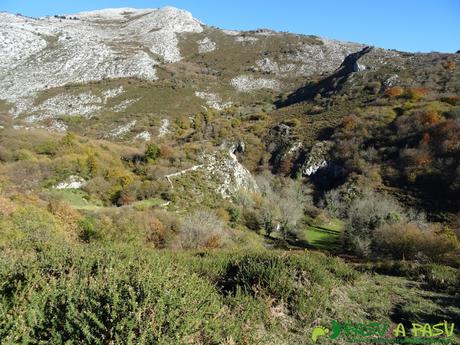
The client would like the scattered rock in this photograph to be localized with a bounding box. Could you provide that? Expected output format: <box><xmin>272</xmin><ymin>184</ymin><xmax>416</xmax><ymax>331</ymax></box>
<box><xmin>235</xmin><ymin>36</ymin><xmax>258</xmax><ymax>43</ymax></box>
<box><xmin>107</xmin><ymin>120</ymin><xmax>136</xmax><ymax>138</ymax></box>
<box><xmin>231</xmin><ymin>75</ymin><xmax>280</xmax><ymax>92</ymax></box>
<box><xmin>134</xmin><ymin>131</ymin><xmax>151</xmax><ymax>141</ymax></box>
<box><xmin>383</xmin><ymin>74</ymin><xmax>399</xmax><ymax>88</ymax></box>
<box><xmin>197</xmin><ymin>37</ymin><xmax>216</xmax><ymax>53</ymax></box>
<box><xmin>158</xmin><ymin>119</ymin><xmax>170</xmax><ymax>137</ymax></box>
<box><xmin>112</xmin><ymin>98</ymin><xmax>139</xmax><ymax>113</ymax></box>
<box><xmin>195</xmin><ymin>91</ymin><xmax>232</xmax><ymax>110</ymax></box>
<box><xmin>55</xmin><ymin>175</ymin><xmax>86</xmax><ymax>189</ymax></box>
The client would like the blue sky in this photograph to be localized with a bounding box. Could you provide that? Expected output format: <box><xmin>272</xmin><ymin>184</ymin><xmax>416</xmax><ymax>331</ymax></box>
<box><xmin>2</xmin><ymin>0</ymin><xmax>459</xmax><ymax>53</ymax></box>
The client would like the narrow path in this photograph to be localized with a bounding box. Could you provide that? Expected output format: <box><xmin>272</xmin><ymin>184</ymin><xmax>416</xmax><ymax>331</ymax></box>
<box><xmin>165</xmin><ymin>164</ymin><xmax>204</xmax><ymax>189</ymax></box>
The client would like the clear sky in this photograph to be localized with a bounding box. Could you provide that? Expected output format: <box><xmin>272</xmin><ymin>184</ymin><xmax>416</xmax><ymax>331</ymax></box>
<box><xmin>2</xmin><ymin>0</ymin><xmax>459</xmax><ymax>53</ymax></box>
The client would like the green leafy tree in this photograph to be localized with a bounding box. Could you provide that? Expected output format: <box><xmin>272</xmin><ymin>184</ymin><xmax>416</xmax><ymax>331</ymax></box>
<box><xmin>145</xmin><ymin>143</ymin><xmax>160</xmax><ymax>163</ymax></box>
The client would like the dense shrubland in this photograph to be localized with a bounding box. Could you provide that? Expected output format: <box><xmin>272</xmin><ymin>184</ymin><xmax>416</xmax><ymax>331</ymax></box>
<box><xmin>0</xmin><ymin>233</ymin><xmax>365</xmax><ymax>344</ymax></box>
<box><xmin>1</xmin><ymin>90</ymin><xmax>459</xmax><ymax>258</ymax></box>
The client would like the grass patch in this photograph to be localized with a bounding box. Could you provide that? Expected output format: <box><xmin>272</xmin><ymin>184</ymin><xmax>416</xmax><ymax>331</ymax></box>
<box><xmin>46</xmin><ymin>189</ymin><xmax>103</xmax><ymax>211</ymax></box>
<box><xmin>304</xmin><ymin>219</ymin><xmax>343</xmax><ymax>250</ymax></box>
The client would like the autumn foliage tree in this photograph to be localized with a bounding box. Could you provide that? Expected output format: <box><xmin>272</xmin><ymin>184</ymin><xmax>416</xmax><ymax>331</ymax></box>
<box><xmin>384</xmin><ymin>86</ymin><xmax>404</xmax><ymax>98</ymax></box>
<box><xmin>443</xmin><ymin>61</ymin><xmax>456</xmax><ymax>71</ymax></box>
<box><xmin>422</xmin><ymin>110</ymin><xmax>441</xmax><ymax>126</ymax></box>
<box><xmin>407</xmin><ymin>87</ymin><xmax>429</xmax><ymax>101</ymax></box>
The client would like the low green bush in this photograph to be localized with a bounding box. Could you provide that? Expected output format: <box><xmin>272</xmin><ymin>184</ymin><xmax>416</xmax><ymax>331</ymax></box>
<box><xmin>0</xmin><ymin>245</ymin><xmax>360</xmax><ymax>344</ymax></box>
<box><xmin>0</xmin><ymin>245</ymin><xmax>235</xmax><ymax>344</ymax></box>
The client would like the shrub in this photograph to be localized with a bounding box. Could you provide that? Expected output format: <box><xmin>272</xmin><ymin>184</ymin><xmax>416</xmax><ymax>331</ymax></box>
<box><xmin>219</xmin><ymin>252</ymin><xmax>357</xmax><ymax>319</ymax></box>
<box><xmin>153</xmin><ymin>209</ymin><xmax>181</xmax><ymax>234</ymax></box>
<box><xmin>227</xmin><ymin>204</ymin><xmax>241</xmax><ymax>226</ymax></box>
<box><xmin>78</xmin><ymin>217</ymin><xmax>101</xmax><ymax>242</ymax></box>
<box><xmin>441</xmin><ymin>96</ymin><xmax>460</xmax><ymax>106</ymax></box>
<box><xmin>1</xmin><ymin>205</ymin><xmax>64</xmax><ymax>246</ymax></box>
<box><xmin>375</xmin><ymin>222</ymin><xmax>459</xmax><ymax>261</ymax></box>
<box><xmin>442</xmin><ymin>61</ymin><xmax>456</xmax><ymax>71</ymax></box>
<box><xmin>323</xmin><ymin>188</ymin><xmax>348</xmax><ymax>218</ymax></box>
<box><xmin>343</xmin><ymin>189</ymin><xmax>404</xmax><ymax>257</ymax></box>
<box><xmin>145</xmin><ymin>143</ymin><xmax>160</xmax><ymax>163</ymax></box>
<box><xmin>115</xmin><ymin>189</ymin><xmax>136</xmax><ymax>206</ymax></box>
<box><xmin>178</xmin><ymin>210</ymin><xmax>226</xmax><ymax>249</ymax></box>
<box><xmin>60</xmin><ymin>132</ymin><xmax>77</xmax><ymax>146</ymax></box>
<box><xmin>85</xmin><ymin>152</ymin><xmax>100</xmax><ymax>176</ymax></box>
<box><xmin>445</xmin><ymin>107</ymin><xmax>460</xmax><ymax>121</ymax></box>
<box><xmin>159</xmin><ymin>144</ymin><xmax>175</xmax><ymax>159</ymax></box>
<box><xmin>145</xmin><ymin>217</ymin><xmax>167</xmax><ymax>247</ymax></box>
<box><xmin>243</xmin><ymin>208</ymin><xmax>262</xmax><ymax>232</ymax></box>
<box><xmin>35</xmin><ymin>140</ymin><xmax>59</xmax><ymax>155</ymax></box>
<box><xmin>365</xmin><ymin>81</ymin><xmax>381</xmax><ymax>94</ymax></box>
<box><xmin>14</xmin><ymin>149</ymin><xmax>36</xmax><ymax>161</ymax></box>
<box><xmin>0</xmin><ymin>245</ymin><xmax>228</xmax><ymax>344</ymax></box>
<box><xmin>83</xmin><ymin>176</ymin><xmax>112</xmax><ymax>203</ymax></box>
<box><xmin>407</xmin><ymin>87</ymin><xmax>429</xmax><ymax>101</ymax></box>
<box><xmin>47</xmin><ymin>198</ymin><xmax>82</xmax><ymax>236</ymax></box>
<box><xmin>282</xmin><ymin>118</ymin><xmax>301</xmax><ymax>127</ymax></box>
<box><xmin>341</xmin><ymin>114</ymin><xmax>358</xmax><ymax>130</ymax></box>
<box><xmin>279</xmin><ymin>158</ymin><xmax>293</xmax><ymax>175</ymax></box>
<box><xmin>422</xmin><ymin>110</ymin><xmax>441</xmax><ymax>125</ymax></box>
<box><xmin>384</xmin><ymin>86</ymin><xmax>404</xmax><ymax>98</ymax></box>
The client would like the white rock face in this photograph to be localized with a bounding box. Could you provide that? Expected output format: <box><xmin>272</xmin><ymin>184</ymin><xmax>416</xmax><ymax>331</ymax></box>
<box><xmin>235</xmin><ymin>36</ymin><xmax>258</xmax><ymax>43</ymax></box>
<box><xmin>166</xmin><ymin>147</ymin><xmax>258</xmax><ymax>198</ymax></box>
<box><xmin>158</xmin><ymin>118</ymin><xmax>170</xmax><ymax>137</ymax></box>
<box><xmin>113</xmin><ymin>98</ymin><xmax>139</xmax><ymax>113</ymax></box>
<box><xmin>55</xmin><ymin>175</ymin><xmax>86</xmax><ymax>189</ymax></box>
<box><xmin>197</xmin><ymin>37</ymin><xmax>216</xmax><ymax>53</ymax></box>
<box><xmin>287</xmin><ymin>142</ymin><xmax>303</xmax><ymax>154</ymax></box>
<box><xmin>102</xmin><ymin>86</ymin><xmax>124</xmax><ymax>100</ymax></box>
<box><xmin>209</xmin><ymin>148</ymin><xmax>258</xmax><ymax>198</ymax></box>
<box><xmin>303</xmin><ymin>160</ymin><xmax>328</xmax><ymax>176</ymax></box>
<box><xmin>195</xmin><ymin>91</ymin><xmax>232</xmax><ymax>110</ymax></box>
<box><xmin>231</xmin><ymin>75</ymin><xmax>280</xmax><ymax>92</ymax></box>
<box><xmin>383</xmin><ymin>74</ymin><xmax>399</xmax><ymax>88</ymax></box>
<box><xmin>16</xmin><ymin>87</ymin><xmax>127</xmax><ymax>120</ymax></box>
<box><xmin>254</xmin><ymin>38</ymin><xmax>367</xmax><ymax>77</ymax></box>
<box><xmin>29</xmin><ymin>92</ymin><xmax>102</xmax><ymax>119</ymax></box>
<box><xmin>222</xmin><ymin>29</ymin><xmax>239</xmax><ymax>36</ymax></box>
<box><xmin>122</xmin><ymin>6</ymin><xmax>203</xmax><ymax>63</ymax></box>
<box><xmin>134</xmin><ymin>131</ymin><xmax>151</xmax><ymax>141</ymax></box>
<box><xmin>107</xmin><ymin>120</ymin><xmax>137</xmax><ymax>138</ymax></box>
<box><xmin>12</xmin><ymin>120</ymin><xmax>68</xmax><ymax>132</ymax></box>
<box><xmin>302</xmin><ymin>141</ymin><xmax>333</xmax><ymax>176</ymax></box>
<box><xmin>0</xmin><ymin>7</ymin><xmax>202</xmax><ymax>117</ymax></box>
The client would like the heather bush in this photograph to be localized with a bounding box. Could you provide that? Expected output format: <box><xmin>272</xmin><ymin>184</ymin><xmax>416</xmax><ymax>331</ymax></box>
<box><xmin>0</xmin><ymin>243</ymin><xmax>364</xmax><ymax>344</ymax></box>
<box><xmin>0</xmin><ymin>245</ymin><xmax>229</xmax><ymax>344</ymax></box>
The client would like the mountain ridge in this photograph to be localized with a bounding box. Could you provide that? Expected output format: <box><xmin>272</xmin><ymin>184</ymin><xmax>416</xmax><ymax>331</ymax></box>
<box><xmin>1</xmin><ymin>6</ymin><xmax>401</xmax><ymax>131</ymax></box>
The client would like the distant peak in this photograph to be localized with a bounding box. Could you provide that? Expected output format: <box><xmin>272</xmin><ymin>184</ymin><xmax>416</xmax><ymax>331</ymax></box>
<box><xmin>69</xmin><ymin>6</ymin><xmax>197</xmax><ymax>22</ymax></box>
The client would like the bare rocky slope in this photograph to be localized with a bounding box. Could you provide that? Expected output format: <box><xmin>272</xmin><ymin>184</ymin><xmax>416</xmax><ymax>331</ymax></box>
<box><xmin>1</xmin><ymin>6</ymin><xmax>407</xmax><ymax>135</ymax></box>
